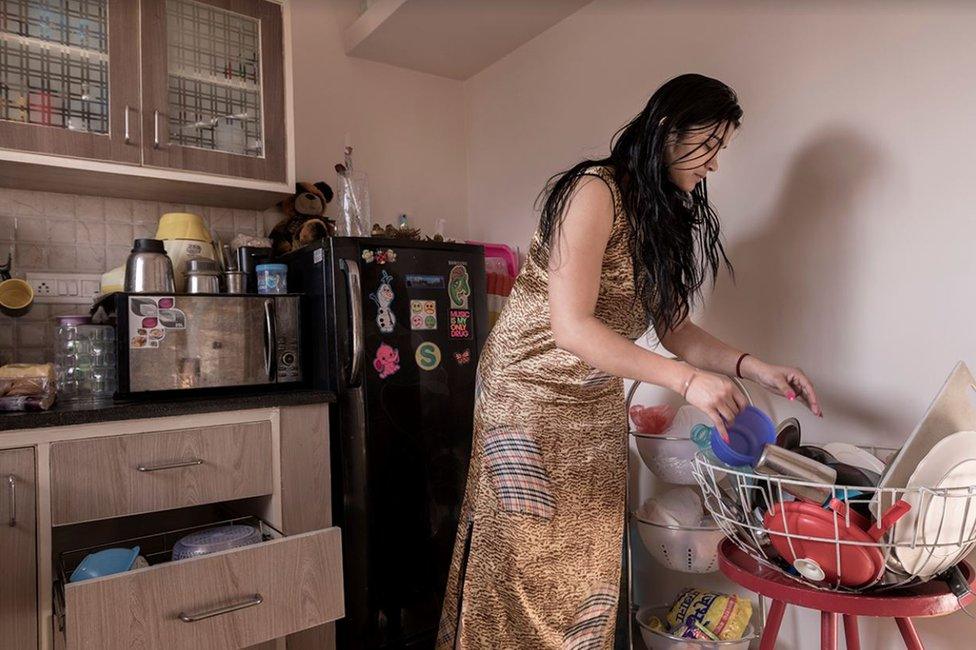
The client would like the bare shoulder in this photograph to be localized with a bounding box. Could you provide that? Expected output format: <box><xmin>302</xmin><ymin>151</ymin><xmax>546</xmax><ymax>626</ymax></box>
<box><xmin>565</xmin><ymin>173</ymin><xmax>615</xmax><ymax>226</ymax></box>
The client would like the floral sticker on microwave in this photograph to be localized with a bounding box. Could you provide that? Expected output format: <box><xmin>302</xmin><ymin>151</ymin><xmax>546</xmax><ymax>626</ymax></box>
<box><xmin>158</xmin><ymin>308</ymin><xmax>186</xmax><ymax>329</ymax></box>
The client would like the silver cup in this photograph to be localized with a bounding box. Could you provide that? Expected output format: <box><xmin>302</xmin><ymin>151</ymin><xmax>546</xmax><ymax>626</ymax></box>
<box><xmin>224</xmin><ymin>271</ymin><xmax>246</xmax><ymax>294</ymax></box>
<box><xmin>755</xmin><ymin>444</ymin><xmax>837</xmax><ymax>504</ymax></box>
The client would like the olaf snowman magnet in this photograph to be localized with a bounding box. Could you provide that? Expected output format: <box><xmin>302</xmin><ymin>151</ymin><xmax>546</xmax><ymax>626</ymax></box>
<box><xmin>370</xmin><ymin>270</ymin><xmax>397</xmax><ymax>334</ymax></box>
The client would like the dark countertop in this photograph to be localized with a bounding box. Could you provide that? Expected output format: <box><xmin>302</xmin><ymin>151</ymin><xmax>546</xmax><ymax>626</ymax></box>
<box><xmin>0</xmin><ymin>389</ymin><xmax>336</xmax><ymax>432</ymax></box>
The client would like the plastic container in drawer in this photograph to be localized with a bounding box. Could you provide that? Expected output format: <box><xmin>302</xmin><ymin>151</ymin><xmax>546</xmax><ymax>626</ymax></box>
<box><xmin>53</xmin><ymin>514</ymin><xmax>344</xmax><ymax>650</ymax></box>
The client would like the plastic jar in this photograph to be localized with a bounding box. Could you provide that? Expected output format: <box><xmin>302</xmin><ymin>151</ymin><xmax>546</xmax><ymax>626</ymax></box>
<box><xmin>54</xmin><ymin>315</ymin><xmax>117</xmax><ymax>401</ymax></box>
<box><xmin>256</xmin><ymin>263</ymin><xmax>288</xmax><ymax>294</ymax></box>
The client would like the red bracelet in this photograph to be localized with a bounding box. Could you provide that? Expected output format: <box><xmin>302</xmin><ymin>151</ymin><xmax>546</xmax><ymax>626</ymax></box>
<box><xmin>736</xmin><ymin>353</ymin><xmax>751</xmax><ymax>379</ymax></box>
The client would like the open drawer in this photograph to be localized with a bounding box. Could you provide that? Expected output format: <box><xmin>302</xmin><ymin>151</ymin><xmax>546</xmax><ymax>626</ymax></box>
<box><xmin>54</xmin><ymin>515</ymin><xmax>344</xmax><ymax>650</ymax></box>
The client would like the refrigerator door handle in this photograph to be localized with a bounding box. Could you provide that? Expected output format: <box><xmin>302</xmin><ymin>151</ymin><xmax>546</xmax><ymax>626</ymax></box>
<box><xmin>263</xmin><ymin>299</ymin><xmax>277</xmax><ymax>381</ymax></box>
<box><xmin>342</xmin><ymin>258</ymin><xmax>365</xmax><ymax>386</ymax></box>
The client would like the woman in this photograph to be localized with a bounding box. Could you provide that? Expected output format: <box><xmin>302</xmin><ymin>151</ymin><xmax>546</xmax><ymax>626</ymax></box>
<box><xmin>437</xmin><ymin>74</ymin><xmax>821</xmax><ymax>650</ymax></box>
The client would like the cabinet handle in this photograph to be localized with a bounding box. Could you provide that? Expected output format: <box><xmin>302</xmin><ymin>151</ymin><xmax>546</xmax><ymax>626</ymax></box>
<box><xmin>153</xmin><ymin>110</ymin><xmax>161</xmax><ymax>149</ymax></box>
<box><xmin>136</xmin><ymin>458</ymin><xmax>203</xmax><ymax>472</ymax></box>
<box><xmin>6</xmin><ymin>475</ymin><xmax>14</xmax><ymax>527</ymax></box>
<box><xmin>178</xmin><ymin>594</ymin><xmax>263</xmax><ymax>623</ymax></box>
<box><xmin>124</xmin><ymin>105</ymin><xmax>132</xmax><ymax>144</ymax></box>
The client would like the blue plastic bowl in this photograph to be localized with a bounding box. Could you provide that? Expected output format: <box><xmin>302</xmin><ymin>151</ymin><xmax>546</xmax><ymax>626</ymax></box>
<box><xmin>70</xmin><ymin>546</ymin><xmax>141</xmax><ymax>582</ymax></box>
<box><xmin>709</xmin><ymin>405</ymin><xmax>776</xmax><ymax>467</ymax></box>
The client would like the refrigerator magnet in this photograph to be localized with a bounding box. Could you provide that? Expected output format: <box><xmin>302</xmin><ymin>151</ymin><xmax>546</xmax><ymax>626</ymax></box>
<box><xmin>415</xmin><ymin>342</ymin><xmax>442</xmax><ymax>371</ymax></box>
<box><xmin>410</xmin><ymin>300</ymin><xmax>437</xmax><ymax>330</ymax></box>
<box><xmin>448</xmin><ymin>264</ymin><xmax>471</xmax><ymax>309</ymax></box>
<box><xmin>373</xmin><ymin>343</ymin><xmax>400</xmax><ymax>379</ymax></box>
<box><xmin>370</xmin><ymin>270</ymin><xmax>396</xmax><ymax>334</ymax></box>
<box><xmin>362</xmin><ymin>248</ymin><xmax>398</xmax><ymax>265</ymax></box>
<box><xmin>449</xmin><ymin>309</ymin><xmax>472</xmax><ymax>339</ymax></box>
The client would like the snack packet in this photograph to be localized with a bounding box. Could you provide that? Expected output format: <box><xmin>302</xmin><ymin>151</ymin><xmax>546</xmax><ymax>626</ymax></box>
<box><xmin>665</xmin><ymin>588</ymin><xmax>752</xmax><ymax>641</ymax></box>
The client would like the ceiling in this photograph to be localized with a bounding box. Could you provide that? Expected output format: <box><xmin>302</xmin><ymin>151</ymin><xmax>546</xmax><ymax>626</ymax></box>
<box><xmin>345</xmin><ymin>0</ymin><xmax>594</xmax><ymax>81</ymax></box>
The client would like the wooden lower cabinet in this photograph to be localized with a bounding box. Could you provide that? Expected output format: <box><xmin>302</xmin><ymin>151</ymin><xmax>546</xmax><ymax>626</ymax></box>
<box><xmin>0</xmin><ymin>447</ymin><xmax>38</xmax><ymax>650</ymax></box>
<box><xmin>58</xmin><ymin>527</ymin><xmax>343</xmax><ymax>650</ymax></box>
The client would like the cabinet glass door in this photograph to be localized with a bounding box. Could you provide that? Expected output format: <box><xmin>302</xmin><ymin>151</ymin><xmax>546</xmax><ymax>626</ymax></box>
<box><xmin>142</xmin><ymin>0</ymin><xmax>286</xmax><ymax>182</ymax></box>
<box><xmin>166</xmin><ymin>0</ymin><xmax>263</xmax><ymax>157</ymax></box>
<box><xmin>0</xmin><ymin>0</ymin><xmax>140</xmax><ymax>161</ymax></box>
<box><xmin>0</xmin><ymin>0</ymin><xmax>109</xmax><ymax>133</ymax></box>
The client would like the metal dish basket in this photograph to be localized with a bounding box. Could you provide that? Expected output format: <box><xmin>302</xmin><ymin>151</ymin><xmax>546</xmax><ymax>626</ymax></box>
<box><xmin>693</xmin><ymin>449</ymin><xmax>976</xmax><ymax>593</ymax></box>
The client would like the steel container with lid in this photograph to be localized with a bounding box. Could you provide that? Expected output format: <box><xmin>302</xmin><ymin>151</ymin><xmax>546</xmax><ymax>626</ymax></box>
<box><xmin>185</xmin><ymin>257</ymin><xmax>221</xmax><ymax>294</ymax></box>
<box><xmin>124</xmin><ymin>239</ymin><xmax>175</xmax><ymax>293</ymax></box>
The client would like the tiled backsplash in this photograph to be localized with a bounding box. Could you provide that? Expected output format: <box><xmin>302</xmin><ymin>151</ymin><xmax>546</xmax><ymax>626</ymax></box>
<box><xmin>0</xmin><ymin>187</ymin><xmax>283</xmax><ymax>365</ymax></box>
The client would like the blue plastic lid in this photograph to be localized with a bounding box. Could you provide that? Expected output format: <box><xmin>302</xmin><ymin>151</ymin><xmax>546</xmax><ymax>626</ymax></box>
<box><xmin>709</xmin><ymin>405</ymin><xmax>777</xmax><ymax>467</ymax></box>
<box><xmin>256</xmin><ymin>263</ymin><xmax>287</xmax><ymax>272</ymax></box>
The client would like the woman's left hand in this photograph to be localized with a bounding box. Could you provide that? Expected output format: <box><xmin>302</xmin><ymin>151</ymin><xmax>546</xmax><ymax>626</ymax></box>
<box><xmin>743</xmin><ymin>358</ymin><xmax>822</xmax><ymax>417</ymax></box>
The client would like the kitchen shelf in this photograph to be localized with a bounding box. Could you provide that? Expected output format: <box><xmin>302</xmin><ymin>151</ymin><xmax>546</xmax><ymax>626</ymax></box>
<box><xmin>169</xmin><ymin>68</ymin><xmax>262</xmax><ymax>93</ymax></box>
<box><xmin>344</xmin><ymin>0</ymin><xmax>593</xmax><ymax>81</ymax></box>
<box><xmin>0</xmin><ymin>30</ymin><xmax>109</xmax><ymax>61</ymax></box>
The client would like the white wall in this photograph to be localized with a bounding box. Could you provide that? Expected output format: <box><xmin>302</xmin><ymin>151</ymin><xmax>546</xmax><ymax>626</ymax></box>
<box><xmin>290</xmin><ymin>0</ymin><xmax>468</xmax><ymax>237</ymax></box>
<box><xmin>462</xmin><ymin>1</ymin><xmax>976</xmax><ymax>647</ymax></box>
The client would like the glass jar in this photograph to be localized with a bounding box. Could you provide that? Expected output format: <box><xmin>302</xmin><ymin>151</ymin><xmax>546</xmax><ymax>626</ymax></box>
<box><xmin>54</xmin><ymin>315</ymin><xmax>117</xmax><ymax>402</ymax></box>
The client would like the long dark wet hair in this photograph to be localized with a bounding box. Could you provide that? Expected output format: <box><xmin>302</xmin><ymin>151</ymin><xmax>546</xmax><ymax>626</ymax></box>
<box><xmin>536</xmin><ymin>73</ymin><xmax>743</xmax><ymax>332</ymax></box>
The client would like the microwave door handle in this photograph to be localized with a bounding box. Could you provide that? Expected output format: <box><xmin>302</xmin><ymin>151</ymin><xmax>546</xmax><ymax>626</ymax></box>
<box><xmin>263</xmin><ymin>299</ymin><xmax>277</xmax><ymax>381</ymax></box>
<box><xmin>342</xmin><ymin>259</ymin><xmax>364</xmax><ymax>385</ymax></box>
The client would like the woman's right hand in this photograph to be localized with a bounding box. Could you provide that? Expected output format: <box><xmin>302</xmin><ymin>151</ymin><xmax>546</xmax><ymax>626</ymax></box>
<box><xmin>684</xmin><ymin>370</ymin><xmax>748</xmax><ymax>441</ymax></box>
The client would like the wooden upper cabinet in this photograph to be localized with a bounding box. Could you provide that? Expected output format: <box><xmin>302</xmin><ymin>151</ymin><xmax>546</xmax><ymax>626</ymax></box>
<box><xmin>140</xmin><ymin>0</ymin><xmax>287</xmax><ymax>182</ymax></box>
<box><xmin>0</xmin><ymin>0</ymin><xmax>141</xmax><ymax>163</ymax></box>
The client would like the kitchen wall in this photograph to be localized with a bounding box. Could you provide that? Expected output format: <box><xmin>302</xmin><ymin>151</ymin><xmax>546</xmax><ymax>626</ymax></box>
<box><xmin>0</xmin><ymin>189</ymin><xmax>277</xmax><ymax>364</ymax></box>
<box><xmin>289</xmin><ymin>0</ymin><xmax>468</xmax><ymax>237</ymax></box>
<box><xmin>462</xmin><ymin>1</ymin><xmax>976</xmax><ymax>648</ymax></box>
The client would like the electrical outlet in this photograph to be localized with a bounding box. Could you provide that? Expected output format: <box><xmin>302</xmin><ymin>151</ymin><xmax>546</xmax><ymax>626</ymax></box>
<box><xmin>26</xmin><ymin>272</ymin><xmax>102</xmax><ymax>304</ymax></box>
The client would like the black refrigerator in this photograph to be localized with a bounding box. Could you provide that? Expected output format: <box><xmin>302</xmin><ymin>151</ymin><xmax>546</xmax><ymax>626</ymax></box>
<box><xmin>284</xmin><ymin>237</ymin><xmax>488</xmax><ymax>649</ymax></box>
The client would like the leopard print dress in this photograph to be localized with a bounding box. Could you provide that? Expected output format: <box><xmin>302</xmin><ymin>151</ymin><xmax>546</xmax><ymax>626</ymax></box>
<box><xmin>437</xmin><ymin>166</ymin><xmax>648</xmax><ymax>649</ymax></box>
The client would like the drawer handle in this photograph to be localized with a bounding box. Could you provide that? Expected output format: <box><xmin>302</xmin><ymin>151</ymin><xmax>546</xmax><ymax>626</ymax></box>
<box><xmin>6</xmin><ymin>475</ymin><xmax>14</xmax><ymax>527</ymax></box>
<box><xmin>136</xmin><ymin>458</ymin><xmax>203</xmax><ymax>472</ymax></box>
<box><xmin>178</xmin><ymin>593</ymin><xmax>263</xmax><ymax>623</ymax></box>
<box><xmin>153</xmin><ymin>109</ymin><xmax>161</xmax><ymax>148</ymax></box>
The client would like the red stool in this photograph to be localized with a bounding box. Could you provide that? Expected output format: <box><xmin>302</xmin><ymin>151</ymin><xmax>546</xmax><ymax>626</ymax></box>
<box><xmin>718</xmin><ymin>539</ymin><xmax>976</xmax><ymax>650</ymax></box>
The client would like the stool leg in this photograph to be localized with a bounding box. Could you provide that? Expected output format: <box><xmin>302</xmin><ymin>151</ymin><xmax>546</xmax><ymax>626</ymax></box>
<box><xmin>895</xmin><ymin>617</ymin><xmax>924</xmax><ymax>650</ymax></box>
<box><xmin>759</xmin><ymin>600</ymin><xmax>787</xmax><ymax>650</ymax></box>
<box><xmin>842</xmin><ymin>614</ymin><xmax>860</xmax><ymax>650</ymax></box>
<box><xmin>821</xmin><ymin>611</ymin><xmax>838</xmax><ymax>650</ymax></box>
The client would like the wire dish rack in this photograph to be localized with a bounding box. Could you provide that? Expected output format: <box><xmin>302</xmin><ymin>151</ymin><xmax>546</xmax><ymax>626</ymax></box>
<box><xmin>693</xmin><ymin>450</ymin><xmax>976</xmax><ymax>593</ymax></box>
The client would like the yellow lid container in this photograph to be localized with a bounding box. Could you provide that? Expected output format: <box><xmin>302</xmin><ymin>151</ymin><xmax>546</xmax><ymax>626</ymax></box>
<box><xmin>155</xmin><ymin>212</ymin><xmax>211</xmax><ymax>242</ymax></box>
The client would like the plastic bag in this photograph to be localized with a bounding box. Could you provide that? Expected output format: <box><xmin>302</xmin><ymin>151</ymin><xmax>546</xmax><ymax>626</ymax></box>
<box><xmin>629</xmin><ymin>403</ymin><xmax>677</xmax><ymax>435</ymax></box>
<box><xmin>0</xmin><ymin>363</ymin><xmax>56</xmax><ymax>411</ymax></box>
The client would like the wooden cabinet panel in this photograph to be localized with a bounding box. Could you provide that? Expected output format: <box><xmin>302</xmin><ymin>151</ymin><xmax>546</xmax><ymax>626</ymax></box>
<box><xmin>62</xmin><ymin>527</ymin><xmax>344</xmax><ymax>650</ymax></box>
<box><xmin>280</xmin><ymin>404</ymin><xmax>331</xmax><ymax>535</ymax></box>
<box><xmin>50</xmin><ymin>421</ymin><xmax>273</xmax><ymax>526</ymax></box>
<box><xmin>0</xmin><ymin>447</ymin><xmax>37</xmax><ymax>650</ymax></box>
<box><xmin>280</xmin><ymin>403</ymin><xmax>336</xmax><ymax>650</ymax></box>
<box><xmin>140</xmin><ymin>0</ymin><xmax>287</xmax><ymax>181</ymax></box>
<box><xmin>0</xmin><ymin>0</ymin><xmax>141</xmax><ymax>163</ymax></box>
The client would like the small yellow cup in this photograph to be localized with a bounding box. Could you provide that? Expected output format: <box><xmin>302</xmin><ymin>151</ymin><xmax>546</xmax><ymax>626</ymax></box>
<box><xmin>0</xmin><ymin>278</ymin><xmax>34</xmax><ymax>317</ymax></box>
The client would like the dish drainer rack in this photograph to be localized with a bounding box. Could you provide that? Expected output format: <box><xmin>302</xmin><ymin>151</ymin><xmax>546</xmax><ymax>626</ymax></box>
<box><xmin>693</xmin><ymin>451</ymin><xmax>976</xmax><ymax>593</ymax></box>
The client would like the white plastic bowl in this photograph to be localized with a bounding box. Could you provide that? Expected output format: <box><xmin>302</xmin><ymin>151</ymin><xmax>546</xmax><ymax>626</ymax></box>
<box><xmin>636</xmin><ymin>606</ymin><xmax>755</xmax><ymax>650</ymax></box>
<box><xmin>633</xmin><ymin>433</ymin><xmax>702</xmax><ymax>485</ymax></box>
<box><xmin>633</xmin><ymin>513</ymin><xmax>726</xmax><ymax>574</ymax></box>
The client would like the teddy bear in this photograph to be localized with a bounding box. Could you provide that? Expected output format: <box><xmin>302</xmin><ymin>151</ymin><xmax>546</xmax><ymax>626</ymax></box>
<box><xmin>269</xmin><ymin>181</ymin><xmax>337</xmax><ymax>256</ymax></box>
